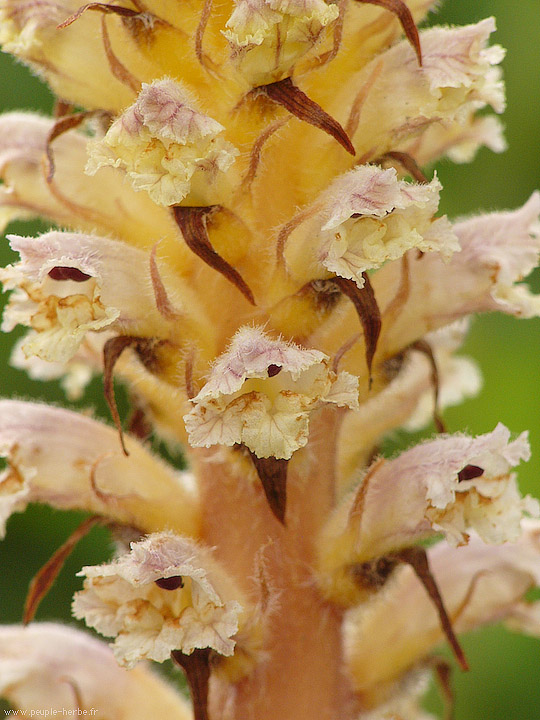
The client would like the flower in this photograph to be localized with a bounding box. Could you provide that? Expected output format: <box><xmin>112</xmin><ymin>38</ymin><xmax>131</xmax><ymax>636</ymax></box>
<box><xmin>72</xmin><ymin>532</ymin><xmax>247</xmax><ymax>668</ymax></box>
<box><xmin>184</xmin><ymin>325</ymin><xmax>358</xmax><ymax>459</ymax></box>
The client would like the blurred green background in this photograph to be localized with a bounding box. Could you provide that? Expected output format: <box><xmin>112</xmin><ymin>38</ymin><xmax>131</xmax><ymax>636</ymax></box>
<box><xmin>0</xmin><ymin>0</ymin><xmax>539</xmax><ymax>717</ymax></box>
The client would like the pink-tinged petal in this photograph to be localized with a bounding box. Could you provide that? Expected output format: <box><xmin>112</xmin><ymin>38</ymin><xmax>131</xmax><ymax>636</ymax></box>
<box><xmin>337</xmin><ymin>319</ymin><xmax>482</xmax><ymax>488</ymax></box>
<box><xmin>377</xmin><ymin>193</ymin><xmax>540</xmax><ymax>356</ymax></box>
<box><xmin>184</xmin><ymin>326</ymin><xmax>358</xmax><ymax>459</ymax></box>
<box><xmin>0</xmin><ymin>230</ymin><xmax>186</xmax><ymax>363</ymax></box>
<box><xmin>0</xmin><ymin>400</ymin><xmax>199</xmax><ymax>537</ymax></box>
<box><xmin>344</xmin><ymin>523</ymin><xmax>540</xmax><ymax>705</ymax></box>
<box><xmin>0</xmin><ymin>623</ymin><xmax>192</xmax><ymax>719</ymax></box>
<box><xmin>318</xmin><ymin>425</ymin><xmax>537</xmax><ymax>604</ymax></box>
<box><xmin>0</xmin><ymin>112</ymin><xmax>180</xmax><ymax>248</ymax></box>
<box><xmin>284</xmin><ymin>165</ymin><xmax>459</xmax><ymax>288</ymax></box>
<box><xmin>87</xmin><ymin>78</ymin><xmax>239</xmax><ymax>207</ymax></box>
<box><xmin>326</xmin><ymin>18</ymin><xmax>505</xmax><ymax>167</ymax></box>
<box><xmin>73</xmin><ymin>532</ymin><xmax>247</xmax><ymax>668</ymax></box>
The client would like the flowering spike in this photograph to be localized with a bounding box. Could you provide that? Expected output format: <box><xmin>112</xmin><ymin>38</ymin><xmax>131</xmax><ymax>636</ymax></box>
<box><xmin>23</xmin><ymin>516</ymin><xmax>102</xmax><ymax>625</ymax></box>
<box><xmin>333</xmin><ymin>274</ymin><xmax>381</xmax><ymax>385</ymax></box>
<box><xmin>394</xmin><ymin>545</ymin><xmax>468</xmax><ymax>671</ymax></box>
<box><xmin>261</xmin><ymin>77</ymin><xmax>355</xmax><ymax>155</ymax></box>
<box><xmin>248</xmin><ymin>450</ymin><xmax>288</xmax><ymax>524</ymax></box>
<box><xmin>356</xmin><ymin>0</ymin><xmax>422</xmax><ymax>65</ymax></box>
<box><xmin>173</xmin><ymin>206</ymin><xmax>256</xmax><ymax>305</ymax></box>
<box><xmin>171</xmin><ymin>649</ymin><xmax>211</xmax><ymax>720</ymax></box>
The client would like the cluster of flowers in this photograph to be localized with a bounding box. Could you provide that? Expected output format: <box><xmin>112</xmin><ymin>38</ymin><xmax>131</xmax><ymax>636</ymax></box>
<box><xmin>0</xmin><ymin>0</ymin><xmax>539</xmax><ymax>718</ymax></box>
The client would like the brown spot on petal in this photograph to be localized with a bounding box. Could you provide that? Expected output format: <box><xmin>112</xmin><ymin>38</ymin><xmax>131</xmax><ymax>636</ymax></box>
<box><xmin>248</xmin><ymin>450</ymin><xmax>288</xmax><ymax>525</ymax></box>
<box><xmin>48</xmin><ymin>266</ymin><xmax>92</xmax><ymax>282</ymax></box>
<box><xmin>261</xmin><ymin>77</ymin><xmax>355</xmax><ymax>156</ymax></box>
<box><xmin>171</xmin><ymin>648</ymin><xmax>211</xmax><ymax>720</ymax></box>
<box><xmin>355</xmin><ymin>0</ymin><xmax>422</xmax><ymax>65</ymax></box>
<box><xmin>457</xmin><ymin>465</ymin><xmax>484</xmax><ymax>483</ymax></box>
<box><xmin>155</xmin><ymin>575</ymin><xmax>184</xmax><ymax>590</ymax></box>
<box><xmin>24</xmin><ymin>515</ymin><xmax>101</xmax><ymax>625</ymax></box>
<box><xmin>393</xmin><ymin>546</ymin><xmax>469</xmax><ymax>671</ymax></box>
<box><xmin>410</xmin><ymin>339</ymin><xmax>446</xmax><ymax>433</ymax></box>
<box><xmin>333</xmin><ymin>274</ymin><xmax>381</xmax><ymax>387</ymax></box>
<box><xmin>173</xmin><ymin>206</ymin><xmax>255</xmax><ymax>305</ymax></box>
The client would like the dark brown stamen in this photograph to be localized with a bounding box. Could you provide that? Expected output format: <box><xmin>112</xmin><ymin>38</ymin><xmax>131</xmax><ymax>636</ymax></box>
<box><xmin>349</xmin><ymin>555</ymin><xmax>398</xmax><ymax>590</ymax></box>
<box><xmin>48</xmin><ymin>266</ymin><xmax>92</xmax><ymax>282</ymax></box>
<box><xmin>355</xmin><ymin>0</ymin><xmax>422</xmax><ymax>65</ymax></box>
<box><xmin>155</xmin><ymin>575</ymin><xmax>184</xmax><ymax>590</ymax></box>
<box><xmin>410</xmin><ymin>339</ymin><xmax>446</xmax><ymax>432</ymax></box>
<box><xmin>267</xmin><ymin>364</ymin><xmax>282</xmax><ymax>377</ymax></box>
<box><xmin>171</xmin><ymin>649</ymin><xmax>212</xmax><ymax>720</ymax></box>
<box><xmin>173</xmin><ymin>206</ymin><xmax>255</xmax><ymax>305</ymax></box>
<box><xmin>376</xmin><ymin>151</ymin><xmax>428</xmax><ymax>183</ymax></box>
<box><xmin>261</xmin><ymin>77</ymin><xmax>355</xmax><ymax>156</ymax></box>
<box><xmin>23</xmin><ymin>515</ymin><xmax>101</xmax><ymax>625</ymax></box>
<box><xmin>394</xmin><ymin>546</ymin><xmax>469</xmax><ymax>671</ymax></box>
<box><xmin>248</xmin><ymin>450</ymin><xmax>288</xmax><ymax>525</ymax></box>
<box><xmin>332</xmin><ymin>274</ymin><xmax>381</xmax><ymax>387</ymax></box>
<box><xmin>457</xmin><ymin>465</ymin><xmax>484</xmax><ymax>483</ymax></box>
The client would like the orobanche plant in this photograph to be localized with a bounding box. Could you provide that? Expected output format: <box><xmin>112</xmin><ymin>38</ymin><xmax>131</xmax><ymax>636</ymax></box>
<box><xmin>0</xmin><ymin>0</ymin><xmax>540</xmax><ymax>718</ymax></box>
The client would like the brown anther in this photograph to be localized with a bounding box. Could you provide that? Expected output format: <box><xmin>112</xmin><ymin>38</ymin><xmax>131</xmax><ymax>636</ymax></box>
<box><xmin>173</xmin><ymin>206</ymin><xmax>255</xmax><ymax>305</ymax></box>
<box><xmin>457</xmin><ymin>465</ymin><xmax>484</xmax><ymax>483</ymax></box>
<box><xmin>267</xmin><ymin>364</ymin><xmax>282</xmax><ymax>377</ymax></box>
<box><xmin>248</xmin><ymin>449</ymin><xmax>288</xmax><ymax>525</ymax></box>
<box><xmin>155</xmin><ymin>575</ymin><xmax>184</xmax><ymax>590</ymax></box>
<box><xmin>48</xmin><ymin>266</ymin><xmax>92</xmax><ymax>282</ymax></box>
<box><xmin>393</xmin><ymin>546</ymin><xmax>469</xmax><ymax>671</ymax></box>
<box><xmin>171</xmin><ymin>648</ymin><xmax>212</xmax><ymax>720</ymax></box>
<box><xmin>376</xmin><ymin>151</ymin><xmax>428</xmax><ymax>183</ymax></box>
<box><xmin>23</xmin><ymin>515</ymin><xmax>101</xmax><ymax>625</ymax></box>
<box><xmin>355</xmin><ymin>0</ymin><xmax>422</xmax><ymax>66</ymax></box>
<box><xmin>260</xmin><ymin>77</ymin><xmax>355</xmax><ymax>156</ymax></box>
<box><xmin>332</xmin><ymin>274</ymin><xmax>381</xmax><ymax>388</ymax></box>
<box><xmin>410</xmin><ymin>339</ymin><xmax>446</xmax><ymax>432</ymax></box>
